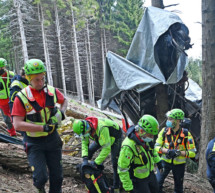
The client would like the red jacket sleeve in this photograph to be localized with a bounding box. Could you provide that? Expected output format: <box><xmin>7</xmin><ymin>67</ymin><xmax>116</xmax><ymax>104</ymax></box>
<box><xmin>56</xmin><ymin>88</ymin><xmax>65</xmax><ymax>104</ymax></box>
<box><xmin>11</xmin><ymin>97</ymin><xmax>26</xmax><ymax>117</ymax></box>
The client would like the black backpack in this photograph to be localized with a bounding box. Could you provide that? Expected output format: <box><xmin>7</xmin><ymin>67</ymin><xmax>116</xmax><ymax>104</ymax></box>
<box><xmin>79</xmin><ymin>163</ymin><xmax>111</xmax><ymax>193</ymax></box>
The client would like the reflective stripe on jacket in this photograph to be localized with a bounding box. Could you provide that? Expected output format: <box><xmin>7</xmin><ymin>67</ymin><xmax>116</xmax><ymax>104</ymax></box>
<box><xmin>155</xmin><ymin>127</ymin><xmax>196</xmax><ymax>164</ymax></box>
<box><xmin>0</xmin><ymin>71</ymin><xmax>14</xmax><ymax>99</ymax></box>
<box><xmin>118</xmin><ymin>137</ymin><xmax>161</xmax><ymax>191</ymax></box>
<box><xmin>17</xmin><ymin>85</ymin><xmax>57</xmax><ymax>137</ymax></box>
<box><xmin>82</xmin><ymin>118</ymin><xmax>122</xmax><ymax>165</ymax></box>
<box><xmin>11</xmin><ymin>79</ymin><xmax>28</xmax><ymax>90</ymax></box>
<box><xmin>10</xmin><ymin>80</ymin><xmax>28</xmax><ymax>102</ymax></box>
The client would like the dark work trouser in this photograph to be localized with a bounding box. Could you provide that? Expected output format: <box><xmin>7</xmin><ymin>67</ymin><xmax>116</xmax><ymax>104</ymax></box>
<box><xmin>132</xmin><ymin>172</ymin><xmax>159</xmax><ymax>193</ymax></box>
<box><xmin>157</xmin><ymin>161</ymin><xmax>185</xmax><ymax>193</ymax></box>
<box><xmin>24</xmin><ymin>131</ymin><xmax>63</xmax><ymax>193</ymax></box>
<box><xmin>207</xmin><ymin>165</ymin><xmax>215</xmax><ymax>193</ymax></box>
<box><xmin>208</xmin><ymin>178</ymin><xmax>215</xmax><ymax>193</ymax></box>
<box><xmin>88</xmin><ymin>136</ymin><xmax>122</xmax><ymax>189</ymax></box>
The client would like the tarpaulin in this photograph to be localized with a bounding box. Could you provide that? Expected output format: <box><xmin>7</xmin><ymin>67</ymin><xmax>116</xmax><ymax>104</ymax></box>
<box><xmin>101</xmin><ymin>6</ymin><xmax>189</xmax><ymax>110</ymax></box>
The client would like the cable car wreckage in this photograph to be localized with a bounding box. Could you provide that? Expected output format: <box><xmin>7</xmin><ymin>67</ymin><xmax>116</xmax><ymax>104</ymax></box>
<box><xmin>99</xmin><ymin>6</ymin><xmax>201</xmax><ymax>149</ymax></box>
<box><xmin>85</xmin><ymin>6</ymin><xmax>202</xmax><ymax>193</ymax></box>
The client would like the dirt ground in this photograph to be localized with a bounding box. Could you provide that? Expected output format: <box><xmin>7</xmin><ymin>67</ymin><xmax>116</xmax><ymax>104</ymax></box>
<box><xmin>0</xmin><ymin>166</ymin><xmax>86</xmax><ymax>193</ymax></box>
<box><xmin>0</xmin><ymin>164</ymin><xmax>213</xmax><ymax>193</ymax></box>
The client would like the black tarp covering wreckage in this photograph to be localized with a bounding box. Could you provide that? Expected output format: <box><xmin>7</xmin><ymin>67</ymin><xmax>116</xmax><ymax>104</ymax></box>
<box><xmin>99</xmin><ymin>6</ymin><xmax>202</xmax><ymax>143</ymax></box>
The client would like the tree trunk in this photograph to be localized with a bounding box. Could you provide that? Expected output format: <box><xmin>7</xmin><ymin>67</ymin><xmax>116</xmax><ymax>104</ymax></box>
<box><xmin>155</xmin><ymin>84</ymin><xmax>169</xmax><ymax>127</ymax></box>
<box><xmin>151</xmin><ymin>0</ymin><xmax>169</xmax><ymax>126</ymax></box>
<box><xmin>40</xmin><ymin>3</ymin><xmax>53</xmax><ymax>86</ymax></box>
<box><xmin>13</xmin><ymin>0</ymin><xmax>28</xmax><ymax>63</ymax></box>
<box><xmin>70</xmin><ymin>4</ymin><xmax>84</xmax><ymax>102</ymax></box>
<box><xmin>54</xmin><ymin>1</ymin><xmax>67</xmax><ymax>96</ymax></box>
<box><xmin>0</xmin><ymin>143</ymin><xmax>112</xmax><ymax>178</ymax></box>
<box><xmin>198</xmin><ymin>0</ymin><xmax>215</xmax><ymax>178</ymax></box>
<box><xmin>101</xmin><ymin>28</ymin><xmax>108</xmax><ymax>80</ymax></box>
<box><xmin>65</xmin><ymin>108</ymin><xmax>87</xmax><ymax>119</ymax></box>
<box><xmin>100</xmin><ymin>29</ymin><xmax>105</xmax><ymax>78</ymax></box>
<box><xmin>85</xmin><ymin>20</ymin><xmax>95</xmax><ymax>106</ymax></box>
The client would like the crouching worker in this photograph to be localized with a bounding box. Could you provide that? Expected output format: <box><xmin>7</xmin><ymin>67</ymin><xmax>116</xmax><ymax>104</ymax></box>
<box><xmin>155</xmin><ymin>109</ymin><xmax>196</xmax><ymax>193</ymax></box>
<box><xmin>12</xmin><ymin>59</ymin><xmax>68</xmax><ymax>193</ymax></box>
<box><xmin>206</xmin><ymin>137</ymin><xmax>215</xmax><ymax>193</ymax></box>
<box><xmin>118</xmin><ymin>115</ymin><xmax>163</xmax><ymax>193</ymax></box>
<box><xmin>72</xmin><ymin>117</ymin><xmax>122</xmax><ymax>193</ymax></box>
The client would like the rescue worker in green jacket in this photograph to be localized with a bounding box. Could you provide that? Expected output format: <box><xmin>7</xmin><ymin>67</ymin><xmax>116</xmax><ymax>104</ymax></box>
<box><xmin>9</xmin><ymin>67</ymin><xmax>29</xmax><ymax>113</ymax></box>
<box><xmin>118</xmin><ymin>115</ymin><xmax>163</xmax><ymax>193</ymax></box>
<box><xmin>155</xmin><ymin>109</ymin><xmax>196</xmax><ymax>193</ymax></box>
<box><xmin>0</xmin><ymin>58</ymin><xmax>16</xmax><ymax>136</ymax></box>
<box><xmin>12</xmin><ymin>59</ymin><xmax>68</xmax><ymax>193</ymax></box>
<box><xmin>72</xmin><ymin>116</ymin><xmax>122</xmax><ymax>193</ymax></box>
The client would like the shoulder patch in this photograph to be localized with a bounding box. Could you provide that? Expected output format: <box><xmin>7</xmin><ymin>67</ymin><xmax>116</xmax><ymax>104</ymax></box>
<box><xmin>25</xmin><ymin>103</ymin><xmax>33</xmax><ymax>112</ymax></box>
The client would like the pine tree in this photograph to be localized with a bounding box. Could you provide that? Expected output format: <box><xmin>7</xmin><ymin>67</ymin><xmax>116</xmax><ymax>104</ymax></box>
<box><xmin>0</xmin><ymin>0</ymin><xmax>16</xmax><ymax>70</ymax></box>
<box><xmin>186</xmin><ymin>58</ymin><xmax>202</xmax><ymax>87</ymax></box>
<box><xmin>110</xmin><ymin>0</ymin><xmax>144</xmax><ymax>56</ymax></box>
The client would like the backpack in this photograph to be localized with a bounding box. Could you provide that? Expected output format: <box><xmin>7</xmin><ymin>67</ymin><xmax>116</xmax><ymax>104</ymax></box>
<box><xmin>79</xmin><ymin>163</ymin><xmax>111</xmax><ymax>193</ymax></box>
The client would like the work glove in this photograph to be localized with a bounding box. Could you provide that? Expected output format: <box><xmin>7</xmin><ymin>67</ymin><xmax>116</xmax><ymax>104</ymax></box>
<box><xmin>157</xmin><ymin>161</ymin><xmax>164</xmax><ymax>173</ymax></box>
<box><xmin>43</xmin><ymin>123</ymin><xmax>58</xmax><ymax>134</ymax></box>
<box><xmin>82</xmin><ymin>157</ymin><xmax>88</xmax><ymax>165</ymax></box>
<box><xmin>49</xmin><ymin>108</ymin><xmax>65</xmax><ymax>125</ymax></box>
<box><xmin>90</xmin><ymin>161</ymin><xmax>104</xmax><ymax>170</ymax></box>
<box><xmin>166</xmin><ymin>149</ymin><xmax>181</xmax><ymax>159</ymax></box>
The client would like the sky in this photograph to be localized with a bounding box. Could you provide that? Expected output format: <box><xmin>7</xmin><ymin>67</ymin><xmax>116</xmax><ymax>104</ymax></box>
<box><xmin>143</xmin><ymin>0</ymin><xmax>202</xmax><ymax>59</ymax></box>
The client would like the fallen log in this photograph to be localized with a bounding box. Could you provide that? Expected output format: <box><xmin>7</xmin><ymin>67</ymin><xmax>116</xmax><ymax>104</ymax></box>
<box><xmin>0</xmin><ymin>143</ymin><xmax>113</xmax><ymax>179</ymax></box>
<box><xmin>65</xmin><ymin>108</ymin><xmax>86</xmax><ymax>120</ymax></box>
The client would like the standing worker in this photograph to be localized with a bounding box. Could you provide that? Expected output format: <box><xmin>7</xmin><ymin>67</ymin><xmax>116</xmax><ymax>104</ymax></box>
<box><xmin>155</xmin><ymin>109</ymin><xmax>196</xmax><ymax>193</ymax></box>
<box><xmin>0</xmin><ymin>57</ymin><xmax>16</xmax><ymax>136</ymax></box>
<box><xmin>9</xmin><ymin>67</ymin><xmax>29</xmax><ymax>113</ymax></box>
<box><xmin>72</xmin><ymin>116</ymin><xmax>122</xmax><ymax>193</ymax></box>
<box><xmin>206</xmin><ymin>137</ymin><xmax>215</xmax><ymax>193</ymax></box>
<box><xmin>12</xmin><ymin>59</ymin><xmax>68</xmax><ymax>193</ymax></box>
<box><xmin>118</xmin><ymin>115</ymin><xmax>163</xmax><ymax>193</ymax></box>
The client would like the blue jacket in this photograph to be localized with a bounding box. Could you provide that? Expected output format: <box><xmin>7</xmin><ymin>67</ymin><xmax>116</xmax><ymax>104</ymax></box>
<box><xmin>206</xmin><ymin>138</ymin><xmax>215</xmax><ymax>179</ymax></box>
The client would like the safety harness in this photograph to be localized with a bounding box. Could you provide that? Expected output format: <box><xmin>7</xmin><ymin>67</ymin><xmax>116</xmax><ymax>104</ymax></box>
<box><xmin>123</xmin><ymin>126</ymin><xmax>155</xmax><ymax>173</ymax></box>
<box><xmin>162</xmin><ymin>127</ymin><xmax>188</xmax><ymax>151</ymax></box>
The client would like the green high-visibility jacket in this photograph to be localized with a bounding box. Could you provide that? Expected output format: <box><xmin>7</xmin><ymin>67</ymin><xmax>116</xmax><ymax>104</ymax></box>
<box><xmin>0</xmin><ymin>70</ymin><xmax>14</xmax><ymax>99</ymax></box>
<box><xmin>155</xmin><ymin>127</ymin><xmax>196</xmax><ymax>164</ymax></box>
<box><xmin>118</xmin><ymin>136</ymin><xmax>161</xmax><ymax>191</ymax></box>
<box><xmin>82</xmin><ymin>118</ymin><xmax>121</xmax><ymax>165</ymax></box>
